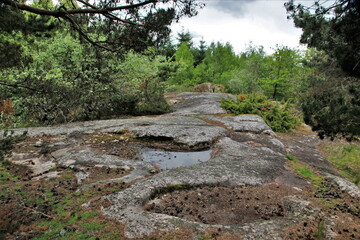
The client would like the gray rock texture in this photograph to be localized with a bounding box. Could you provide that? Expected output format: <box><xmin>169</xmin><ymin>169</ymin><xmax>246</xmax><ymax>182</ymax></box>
<box><xmin>166</xmin><ymin>92</ymin><xmax>234</xmax><ymax>115</ymax></box>
<box><xmin>102</xmin><ymin>137</ymin><xmax>288</xmax><ymax>238</ymax></box>
<box><xmin>4</xmin><ymin>92</ymin><xmax>359</xmax><ymax>239</ymax></box>
<box><xmin>2</xmin><ymin>116</ymin><xmax>228</xmax><ymax>148</ymax></box>
<box><xmin>325</xmin><ymin>174</ymin><xmax>360</xmax><ymax>198</ymax></box>
<box><xmin>201</xmin><ymin>114</ymin><xmax>274</xmax><ymax>134</ymax></box>
<box><xmin>52</xmin><ymin>147</ymin><xmax>155</xmax><ymax>185</ymax></box>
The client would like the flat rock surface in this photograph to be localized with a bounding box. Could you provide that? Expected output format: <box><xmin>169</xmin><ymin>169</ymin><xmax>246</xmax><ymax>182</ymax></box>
<box><xmin>200</xmin><ymin>115</ymin><xmax>274</xmax><ymax>134</ymax></box>
<box><xmin>3</xmin><ymin>92</ymin><xmax>359</xmax><ymax>240</ymax></box>
<box><xmin>2</xmin><ymin>116</ymin><xmax>228</xmax><ymax>148</ymax></box>
<box><xmin>165</xmin><ymin>92</ymin><xmax>234</xmax><ymax>115</ymax></box>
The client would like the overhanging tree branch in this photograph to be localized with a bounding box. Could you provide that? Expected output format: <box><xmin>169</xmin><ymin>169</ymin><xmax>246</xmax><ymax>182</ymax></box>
<box><xmin>0</xmin><ymin>81</ymin><xmax>48</xmax><ymax>93</ymax></box>
<box><xmin>0</xmin><ymin>0</ymin><xmax>204</xmax><ymax>51</ymax></box>
<box><xmin>0</xmin><ymin>0</ymin><xmax>157</xmax><ymax>17</ymax></box>
<box><xmin>63</xmin><ymin>15</ymin><xmax>117</xmax><ymax>51</ymax></box>
<box><xmin>74</xmin><ymin>0</ymin><xmax>143</xmax><ymax>26</ymax></box>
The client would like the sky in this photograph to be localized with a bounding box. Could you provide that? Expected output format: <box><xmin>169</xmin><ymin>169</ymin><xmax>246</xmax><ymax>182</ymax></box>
<box><xmin>171</xmin><ymin>0</ymin><xmax>306</xmax><ymax>54</ymax></box>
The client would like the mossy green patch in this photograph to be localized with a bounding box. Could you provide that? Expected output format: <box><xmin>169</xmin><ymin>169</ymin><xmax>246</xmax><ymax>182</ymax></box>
<box><xmin>285</xmin><ymin>154</ymin><xmax>298</xmax><ymax>162</ymax></box>
<box><xmin>0</xmin><ymin>166</ymin><xmax>19</xmax><ymax>182</ymax></box>
<box><xmin>82</xmin><ymin>222</ymin><xmax>107</xmax><ymax>231</ymax></box>
<box><xmin>81</xmin><ymin>211</ymin><xmax>98</xmax><ymax>221</ymax></box>
<box><xmin>286</xmin><ymin>154</ymin><xmax>323</xmax><ymax>185</ymax></box>
<box><xmin>198</xmin><ymin>234</ymin><xmax>212</xmax><ymax>240</ymax></box>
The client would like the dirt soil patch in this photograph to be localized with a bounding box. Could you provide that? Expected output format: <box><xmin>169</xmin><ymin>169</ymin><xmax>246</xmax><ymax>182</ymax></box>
<box><xmin>86</xmin><ymin>132</ymin><xmax>209</xmax><ymax>159</ymax></box>
<box><xmin>145</xmin><ymin>183</ymin><xmax>299</xmax><ymax>225</ymax></box>
<box><xmin>81</xmin><ymin>165</ymin><xmax>133</xmax><ymax>185</ymax></box>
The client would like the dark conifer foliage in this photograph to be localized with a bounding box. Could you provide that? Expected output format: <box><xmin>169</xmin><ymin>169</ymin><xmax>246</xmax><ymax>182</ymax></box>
<box><xmin>285</xmin><ymin>0</ymin><xmax>360</xmax><ymax>77</ymax></box>
<box><xmin>286</xmin><ymin>0</ymin><xmax>360</xmax><ymax>140</ymax></box>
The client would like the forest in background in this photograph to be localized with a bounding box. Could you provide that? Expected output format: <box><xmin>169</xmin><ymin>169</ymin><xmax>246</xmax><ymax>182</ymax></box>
<box><xmin>0</xmin><ymin>0</ymin><xmax>359</xmax><ymax>140</ymax></box>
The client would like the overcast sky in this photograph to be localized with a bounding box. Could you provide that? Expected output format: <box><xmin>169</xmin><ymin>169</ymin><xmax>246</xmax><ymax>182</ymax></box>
<box><xmin>171</xmin><ymin>0</ymin><xmax>305</xmax><ymax>54</ymax></box>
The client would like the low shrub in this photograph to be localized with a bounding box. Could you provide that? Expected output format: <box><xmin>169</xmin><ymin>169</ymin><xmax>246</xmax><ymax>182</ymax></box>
<box><xmin>221</xmin><ymin>94</ymin><xmax>301</xmax><ymax>132</ymax></box>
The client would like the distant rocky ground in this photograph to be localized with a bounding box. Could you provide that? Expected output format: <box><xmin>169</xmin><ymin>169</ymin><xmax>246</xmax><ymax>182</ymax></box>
<box><xmin>1</xmin><ymin>92</ymin><xmax>359</xmax><ymax>240</ymax></box>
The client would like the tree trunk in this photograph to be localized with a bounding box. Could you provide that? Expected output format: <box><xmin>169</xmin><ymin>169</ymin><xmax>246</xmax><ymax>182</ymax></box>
<box><xmin>273</xmin><ymin>84</ymin><xmax>278</xmax><ymax>99</ymax></box>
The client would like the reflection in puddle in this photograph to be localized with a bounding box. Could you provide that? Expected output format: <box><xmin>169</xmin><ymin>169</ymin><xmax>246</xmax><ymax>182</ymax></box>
<box><xmin>140</xmin><ymin>149</ymin><xmax>212</xmax><ymax>170</ymax></box>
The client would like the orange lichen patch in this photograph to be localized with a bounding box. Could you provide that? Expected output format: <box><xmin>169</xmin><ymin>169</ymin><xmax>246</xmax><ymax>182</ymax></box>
<box><xmin>210</xmin><ymin>113</ymin><xmax>234</xmax><ymax>117</ymax></box>
<box><xmin>198</xmin><ymin>117</ymin><xmax>232</xmax><ymax>133</ymax></box>
<box><xmin>244</xmin><ymin>141</ymin><xmax>264</xmax><ymax>147</ymax></box>
<box><xmin>0</xmin><ymin>99</ymin><xmax>17</xmax><ymax>128</ymax></box>
<box><xmin>238</xmin><ymin>94</ymin><xmax>246</xmax><ymax>100</ymax></box>
<box><xmin>0</xmin><ymin>99</ymin><xmax>14</xmax><ymax>116</ymax></box>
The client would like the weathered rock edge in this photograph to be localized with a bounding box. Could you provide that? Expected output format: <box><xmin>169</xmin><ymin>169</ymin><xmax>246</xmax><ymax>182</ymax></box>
<box><xmin>0</xmin><ymin>116</ymin><xmax>228</xmax><ymax>148</ymax></box>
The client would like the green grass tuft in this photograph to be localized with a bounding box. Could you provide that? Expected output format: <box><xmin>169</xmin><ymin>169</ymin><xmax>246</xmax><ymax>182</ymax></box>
<box><xmin>286</xmin><ymin>154</ymin><xmax>298</xmax><ymax>162</ymax></box>
<box><xmin>287</xmin><ymin>155</ymin><xmax>323</xmax><ymax>186</ymax></box>
<box><xmin>315</xmin><ymin>220</ymin><xmax>326</xmax><ymax>240</ymax></box>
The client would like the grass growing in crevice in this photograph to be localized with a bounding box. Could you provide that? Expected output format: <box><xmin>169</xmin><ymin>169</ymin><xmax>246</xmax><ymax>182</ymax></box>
<box><xmin>319</xmin><ymin>142</ymin><xmax>360</xmax><ymax>186</ymax></box>
<box><xmin>286</xmin><ymin>154</ymin><xmax>323</xmax><ymax>186</ymax></box>
<box><xmin>315</xmin><ymin>219</ymin><xmax>326</xmax><ymax>240</ymax></box>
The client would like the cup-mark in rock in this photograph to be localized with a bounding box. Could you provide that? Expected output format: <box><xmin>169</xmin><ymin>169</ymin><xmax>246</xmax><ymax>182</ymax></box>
<box><xmin>140</xmin><ymin>148</ymin><xmax>213</xmax><ymax>170</ymax></box>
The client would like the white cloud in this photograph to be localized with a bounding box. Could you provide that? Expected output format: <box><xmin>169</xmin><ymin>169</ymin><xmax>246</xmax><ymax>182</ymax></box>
<box><xmin>171</xmin><ymin>0</ymin><xmax>305</xmax><ymax>54</ymax></box>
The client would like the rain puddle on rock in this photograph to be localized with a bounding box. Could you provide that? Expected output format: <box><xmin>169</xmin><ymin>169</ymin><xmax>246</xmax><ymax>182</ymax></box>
<box><xmin>140</xmin><ymin>149</ymin><xmax>212</xmax><ymax>170</ymax></box>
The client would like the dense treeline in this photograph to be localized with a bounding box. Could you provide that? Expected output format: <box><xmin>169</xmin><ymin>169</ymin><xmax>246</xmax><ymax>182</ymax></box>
<box><xmin>168</xmin><ymin>36</ymin><xmax>304</xmax><ymax>101</ymax></box>
<box><xmin>0</xmin><ymin>0</ymin><xmax>359</xmax><ymax>140</ymax></box>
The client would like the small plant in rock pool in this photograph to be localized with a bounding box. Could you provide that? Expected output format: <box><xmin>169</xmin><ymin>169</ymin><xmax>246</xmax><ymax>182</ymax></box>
<box><xmin>221</xmin><ymin>94</ymin><xmax>301</xmax><ymax>132</ymax></box>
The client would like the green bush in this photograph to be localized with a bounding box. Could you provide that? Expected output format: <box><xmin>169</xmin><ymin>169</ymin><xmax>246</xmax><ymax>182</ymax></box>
<box><xmin>221</xmin><ymin>94</ymin><xmax>301</xmax><ymax>132</ymax></box>
<box><xmin>0</xmin><ymin>32</ymin><xmax>172</xmax><ymax>125</ymax></box>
